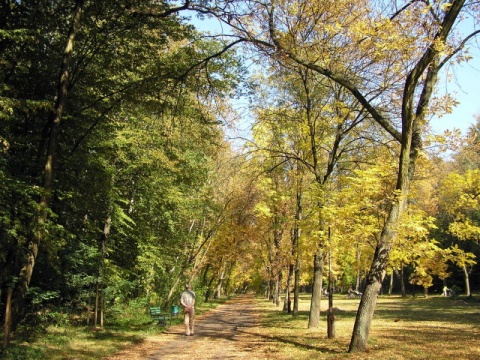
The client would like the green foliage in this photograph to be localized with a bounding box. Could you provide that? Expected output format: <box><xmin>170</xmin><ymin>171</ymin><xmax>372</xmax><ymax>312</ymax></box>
<box><xmin>2</xmin><ymin>1</ymin><xmax>476</xmax><ymax>354</ymax></box>
<box><xmin>1</xmin><ymin>345</ymin><xmax>48</xmax><ymax>360</ymax></box>
<box><xmin>0</xmin><ymin>1</ymin><xmax>244</xmax><ymax>343</ymax></box>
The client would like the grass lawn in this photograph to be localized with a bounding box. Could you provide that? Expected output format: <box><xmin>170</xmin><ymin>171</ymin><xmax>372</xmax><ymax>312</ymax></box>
<box><xmin>1</xmin><ymin>294</ymin><xmax>479</xmax><ymax>359</ymax></box>
<box><xmin>255</xmin><ymin>294</ymin><xmax>480</xmax><ymax>359</ymax></box>
<box><xmin>1</xmin><ymin>300</ymin><xmax>224</xmax><ymax>359</ymax></box>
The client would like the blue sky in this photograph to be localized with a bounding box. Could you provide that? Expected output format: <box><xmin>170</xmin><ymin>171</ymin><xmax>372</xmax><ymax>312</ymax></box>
<box><xmin>187</xmin><ymin>13</ymin><xmax>479</xmax><ymax>136</ymax></box>
<box><xmin>432</xmin><ymin>57</ymin><xmax>480</xmax><ymax>135</ymax></box>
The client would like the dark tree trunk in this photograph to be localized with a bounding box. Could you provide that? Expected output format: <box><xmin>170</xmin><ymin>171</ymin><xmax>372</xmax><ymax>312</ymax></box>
<box><xmin>293</xmin><ymin>257</ymin><xmax>300</xmax><ymax>316</ymax></box>
<box><xmin>10</xmin><ymin>0</ymin><xmax>85</xmax><ymax>333</ymax></box>
<box><xmin>327</xmin><ymin>237</ymin><xmax>335</xmax><ymax>338</ymax></box>
<box><xmin>388</xmin><ymin>271</ymin><xmax>394</xmax><ymax>295</ymax></box>
<box><xmin>293</xmin><ymin>188</ymin><xmax>302</xmax><ymax>316</ymax></box>
<box><xmin>2</xmin><ymin>287</ymin><xmax>13</xmax><ymax>349</ymax></box>
<box><xmin>284</xmin><ymin>264</ymin><xmax>293</xmax><ymax>312</ymax></box>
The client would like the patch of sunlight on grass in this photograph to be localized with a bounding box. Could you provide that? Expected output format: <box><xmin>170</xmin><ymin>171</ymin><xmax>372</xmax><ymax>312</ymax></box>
<box><xmin>255</xmin><ymin>294</ymin><xmax>480</xmax><ymax>360</ymax></box>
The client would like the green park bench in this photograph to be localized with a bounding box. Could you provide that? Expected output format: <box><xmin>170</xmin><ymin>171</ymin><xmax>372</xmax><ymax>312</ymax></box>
<box><xmin>149</xmin><ymin>306</ymin><xmax>171</xmax><ymax>326</ymax></box>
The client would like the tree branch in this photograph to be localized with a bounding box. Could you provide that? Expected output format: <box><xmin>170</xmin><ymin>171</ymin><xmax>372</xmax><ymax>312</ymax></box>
<box><xmin>128</xmin><ymin>0</ymin><xmax>192</xmax><ymax>18</ymax></box>
<box><xmin>264</xmin><ymin>5</ymin><xmax>402</xmax><ymax>143</ymax></box>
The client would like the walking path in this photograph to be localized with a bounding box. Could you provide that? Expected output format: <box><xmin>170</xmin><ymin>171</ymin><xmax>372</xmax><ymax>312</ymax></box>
<box><xmin>106</xmin><ymin>295</ymin><xmax>273</xmax><ymax>360</ymax></box>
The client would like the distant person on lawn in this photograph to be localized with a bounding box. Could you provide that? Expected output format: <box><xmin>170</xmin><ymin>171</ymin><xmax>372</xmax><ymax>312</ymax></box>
<box><xmin>180</xmin><ymin>284</ymin><xmax>196</xmax><ymax>336</ymax></box>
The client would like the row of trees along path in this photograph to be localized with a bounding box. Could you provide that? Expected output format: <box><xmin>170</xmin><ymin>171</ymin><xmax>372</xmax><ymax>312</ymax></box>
<box><xmin>106</xmin><ymin>295</ymin><xmax>272</xmax><ymax>360</ymax></box>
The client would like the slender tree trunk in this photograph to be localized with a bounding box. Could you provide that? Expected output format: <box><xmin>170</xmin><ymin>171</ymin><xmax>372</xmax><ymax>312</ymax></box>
<box><xmin>214</xmin><ymin>268</ymin><xmax>225</xmax><ymax>299</ymax></box>
<box><xmin>388</xmin><ymin>272</ymin><xmax>394</xmax><ymax>295</ymax></box>
<box><xmin>166</xmin><ymin>249</ymin><xmax>202</xmax><ymax>304</ymax></box>
<box><xmin>463</xmin><ymin>265</ymin><xmax>471</xmax><ymax>297</ymax></box>
<box><xmin>97</xmin><ymin>214</ymin><xmax>111</xmax><ymax>328</ymax></box>
<box><xmin>355</xmin><ymin>243</ymin><xmax>361</xmax><ymax>292</ymax></box>
<box><xmin>268</xmin><ymin>278</ymin><xmax>274</xmax><ymax>301</ymax></box>
<box><xmin>223</xmin><ymin>262</ymin><xmax>234</xmax><ymax>295</ymax></box>
<box><xmin>327</xmin><ymin>233</ymin><xmax>335</xmax><ymax>338</ymax></box>
<box><xmin>274</xmin><ymin>272</ymin><xmax>282</xmax><ymax>306</ymax></box>
<box><xmin>284</xmin><ymin>264</ymin><xmax>293</xmax><ymax>312</ymax></box>
<box><xmin>293</xmin><ymin>257</ymin><xmax>300</xmax><ymax>316</ymax></box>
<box><xmin>100</xmin><ymin>286</ymin><xmax>104</xmax><ymax>327</ymax></box>
<box><xmin>273</xmin><ymin>277</ymin><xmax>277</xmax><ymax>304</ymax></box>
<box><xmin>94</xmin><ymin>283</ymin><xmax>99</xmax><ymax>327</ymax></box>
<box><xmin>167</xmin><ymin>276</ymin><xmax>182</xmax><ymax>304</ymax></box>
<box><xmin>2</xmin><ymin>286</ymin><xmax>13</xmax><ymax>349</ymax></box>
<box><xmin>293</xmin><ymin>188</ymin><xmax>302</xmax><ymax>316</ymax></box>
<box><xmin>308</xmin><ymin>248</ymin><xmax>324</xmax><ymax>328</ymax></box>
<box><xmin>204</xmin><ymin>273</ymin><xmax>216</xmax><ymax>302</ymax></box>
<box><xmin>10</xmin><ymin>0</ymin><xmax>85</xmax><ymax>331</ymax></box>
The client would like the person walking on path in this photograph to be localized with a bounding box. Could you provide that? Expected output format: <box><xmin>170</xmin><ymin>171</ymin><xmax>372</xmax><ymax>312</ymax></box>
<box><xmin>180</xmin><ymin>284</ymin><xmax>196</xmax><ymax>336</ymax></box>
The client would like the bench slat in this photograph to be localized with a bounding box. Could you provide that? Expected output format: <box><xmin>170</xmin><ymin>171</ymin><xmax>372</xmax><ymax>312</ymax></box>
<box><xmin>149</xmin><ymin>306</ymin><xmax>171</xmax><ymax>326</ymax></box>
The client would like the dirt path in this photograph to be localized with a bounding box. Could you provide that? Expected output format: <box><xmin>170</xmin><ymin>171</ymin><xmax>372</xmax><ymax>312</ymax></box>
<box><xmin>105</xmin><ymin>295</ymin><xmax>274</xmax><ymax>360</ymax></box>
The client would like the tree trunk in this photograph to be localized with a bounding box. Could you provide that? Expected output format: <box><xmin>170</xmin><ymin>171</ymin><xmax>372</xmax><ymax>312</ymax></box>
<box><xmin>213</xmin><ymin>268</ymin><xmax>225</xmax><ymax>299</ymax></box>
<box><xmin>223</xmin><ymin>262</ymin><xmax>234</xmax><ymax>295</ymax></box>
<box><xmin>349</xmin><ymin>161</ymin><xmax>409</xmax><ymax>351</ymax></box>
<box><xmin>204</xmin><ymin>273</ymin><xmax>216</xmax><ymax>302</ymax></box>
<box><xmin>293</xmin><ymin>257</ymin><xmax>300</xmax><ymax>316</ymax></box>
<box><xmin>348</xmin><ymin>0</ymin><xmax>466</xmax><ymax>346</ymax></box>
<box><xmin>355</xmin><ymin>243</ymin><xmax>361</xmax><ymax>292</ymax></box>
<box><xmin>2</xmin><ymin>286</ymin><xmax>13</xmax><ymax>349</ymax></box>
<box><xmin>94</xmin><ymin>283</ymin><xmax>100</xmax><ymax>327</ymax></box>
<box><xmin>463</xmin><ymin>265</ymin><xmax>471</xmax><ymax>297</ymax></box>
<box><xmin>327</xmin><ymin>239</ymin><xmax>335</xmax><ymax>339</ymax></box>
<box><xmin>268</xmin><ymin>278</ymin><xmax>274</xmax><ymax>301</ymax></box>
<box><xmin>97</xmin><ymin>213</ymin><xmax>111</xmax><ymax>328</ymax></box>
<box><xmin>292</xmin><ymin>188</ymin><xmax>302</xmax><ymax>316</ymax></box>
<box><xmin>284</xmin><ymin>264</ymin><xmax>293</xmax><ymax>312</ymax></box>
<box><xmin>100</xmin><ymin>285</ymin><xmax>104</xmax><ymax>328</ymax></box>
<box><xmin>308</xmin><ymin>248</ymin><xmax>324</xmax><ymax>328</ymax></box>
<box><xmin>349</xmin><ymin>108</ymin><xmax>422</xmax><ymax>351</ymax></box>
<box><xmin>10</xmin><ymin>0</ymin><xmax>85</xmax><ymax>332</ymax></box>
<box><xmin>274</xmin><ymin>272</ymin><xmax>282</xmax><ymax>306</ymax></box>
<box><xmin>388</xmin><ymin>272</ymin><xmax>394</xmax><ymax>295</ymax></box>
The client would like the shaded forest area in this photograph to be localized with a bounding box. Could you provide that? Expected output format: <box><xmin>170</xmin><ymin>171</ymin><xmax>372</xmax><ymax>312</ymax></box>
<box><xmin>1</xmin><ymin>0</ymin><xmax>479</xmax><ymax>354</ymax></box>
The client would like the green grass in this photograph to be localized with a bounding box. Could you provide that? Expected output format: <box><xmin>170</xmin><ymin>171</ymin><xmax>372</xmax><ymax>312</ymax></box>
<box><xmin>1</xmin><ymin>294</ymin><xmax>479</xmax><ymax>359</ymax></box>
<box><xmin>1</xmin><ymin>298</ymin><xmax>229</xmax><ymax>360</ymax></box>
<box><xmin>255</xmin><ymin>294</ymin><xmax>480</xmax><ymax>359</ymax></box>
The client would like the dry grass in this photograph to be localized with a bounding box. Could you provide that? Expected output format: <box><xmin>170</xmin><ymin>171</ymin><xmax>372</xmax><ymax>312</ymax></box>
<box><xmin>252</xmin><ymin>294</ymin><xmax>480</xmax><ymax>359</ymax></box>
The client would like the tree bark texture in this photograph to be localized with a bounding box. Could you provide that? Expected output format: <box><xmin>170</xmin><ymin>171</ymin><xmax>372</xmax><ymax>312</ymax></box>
<box><xmin>463</xmin><ymin>265</ymin><xmax>471</xmax><ymax>297</ymax></box>
<box><xmin>308</xmin><ymin>249</ymin><xmax>324</xmax><ymax>328</ymax></box>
